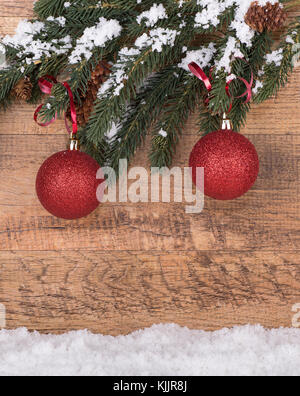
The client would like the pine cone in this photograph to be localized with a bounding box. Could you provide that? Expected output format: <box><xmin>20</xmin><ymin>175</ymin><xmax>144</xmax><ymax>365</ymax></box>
<box><xmin>69</xmin><ymin>61</ymin><xmax>112</xmax><ymax>127</ymax></box>
<box><xmin>11</xmin><ymin>77</ymin><xmax>33</xmax><ymax>101</ymax></box>
<box><xmin>245</xmin><ymin>1</ymin><xmax>287</xmax><ymax>33</ymax></box>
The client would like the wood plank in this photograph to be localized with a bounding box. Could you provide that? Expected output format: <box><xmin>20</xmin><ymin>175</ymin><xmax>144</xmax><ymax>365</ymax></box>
<box><xmin>0</xmin><ymin>1</ymin><xmax>33</xmax><ymax>17</ymax></box>
<box><xmin>0</xmin><ymin>17</ymin><xmax>24</xmax><ymax>36</ymax></box>
<box><xmin>0</xmin><ymin>105</ymin><xmax>66</xmax><ymax>135</ymax></box>
<box><xmin>1</xmin><ymin>198</ymin><xmax>298</xmax><ymax>251</ymax></box>
<box><xmin>1</xmin><ymin>133</ymin><xmax>299</xmax><ymax>201</ymax></box>
<box><xmin>0</xmin><ymin>134</ymin><xmax>299</xmax><ymax>251</ymax></box>
<box><xmin>0</xmin><ymin>0</ymin><xmax>300</xmax><ymax>335</ymax></box>
<box><xmin>243</xmin><ymin>69</ymin><xmax>300</xmax><ymax>136</ymax></box>
<box><xmin>0</xmin><ymin>250</ymin><xmax>299</xmax><ymax>334</ymax></box>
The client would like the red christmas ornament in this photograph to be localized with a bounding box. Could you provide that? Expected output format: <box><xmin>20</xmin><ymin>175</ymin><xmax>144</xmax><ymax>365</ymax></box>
<box><xmin>34</xmin><ymin>76</ymin><xmax>104</xmax><ymax>220</ymax></box>
<box><xmin>189</xmin><ymin>122</ymin><xmax>259</xmax><ymax>200</ymax></box>
<box><xmin>188</xmin><ymin>61</ymin><xmax>259</xmax><ymax>200</ymax></box>
<box><xmin>36</xmin><ymin>144</ymin><xmax>102</xmax><ymax>220</ymax></box>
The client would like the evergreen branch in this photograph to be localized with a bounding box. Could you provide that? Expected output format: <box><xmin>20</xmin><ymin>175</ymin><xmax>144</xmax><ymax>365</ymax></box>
<box><xmin>85</xmin><ymin>33</ymin><xmax>191</xmax><ymax>146</ymax></box>
<box><xmin>0</xmin><ymin>64</ymin><xmax>38</xmax><ymax>109</ymax></box>
<box><xmin>255</xmin><ymin>23</ymin><xmax>300</xmax><ymax>103</ymax></box>
<box><xmin>34</xmin><ymin>0</ymin><xmax>69</xmax><ymax>19</ymax></box>
<box><xmin>150</xmin><ymin>72</ymin><xmax>201</xmax><ymax>168</ymax></box>
<box><xmin>198</xmin><ymin>105</ymin><xmax>222</xmax><ymax>136</ymax></box>
<box><xmin>107</xmin><ymin>67</ymin><xmax>185</xmax><ymax>172</ymax></box>
<box><xmin>79</xmin><ymin>131</ymin><xmax>110</xmax><ymax>166</ymax></box>
<box><xmin>0</xmin><ymin>0</ymin><xmax>299</xmax><ymax>173</ymax></box>
<box><xmin>37</xmin><ymin>45</ymin><xmax>118</xmax><ymax>123</ymax></box>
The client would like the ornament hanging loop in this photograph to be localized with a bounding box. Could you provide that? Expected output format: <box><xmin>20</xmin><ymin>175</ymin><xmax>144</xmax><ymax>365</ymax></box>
<box><xmin>222</xmin><ymin>113</ymin><xmax>233</xmax><ymax>131</ymax></box>
<box><xmin>34</xmin><ymin>77</ymin><xmax>78</xmax><ymax>146</ymax></box>
<box><xmin>188</xmin><ymin>59</ymin><xmax>253</xmax><ymax>119</ymax></box>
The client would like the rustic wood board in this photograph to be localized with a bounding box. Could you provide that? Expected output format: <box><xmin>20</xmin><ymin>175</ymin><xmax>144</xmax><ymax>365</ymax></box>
<box><xmin>0</xmin><ymin>1</ymin><xmax>299</xmax><ymax>335</ymax></box>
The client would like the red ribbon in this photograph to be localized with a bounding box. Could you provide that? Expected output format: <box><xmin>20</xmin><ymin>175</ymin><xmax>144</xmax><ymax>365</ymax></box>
<box><xmin>34</xmin><ymin>76</ymin><xmax>78</xmax><ymax>135</ymax></box>
<box><xmin>188</xmin><ymin>60</ymin><xmax>253</xmax><ymax>112</ymax></box>
<box><xmin>228</xmin><ymin>74</ymin><xmax>253</xmax><ymax>104</ymax></box>
<box><xmin>188</xmin><ymin>62</ymin><xmax>212</xmax><ymax>92</ymax></box>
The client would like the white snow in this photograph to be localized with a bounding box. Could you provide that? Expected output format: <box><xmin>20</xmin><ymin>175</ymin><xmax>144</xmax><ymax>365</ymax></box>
<box><xmin>0</xmin><ymin>43</ymin><xmax>7</xmax><ymax>69</ymax></box>
<box><xmin>98</xmin><ymin>27</ymin><xmax>179</xmax><ymax>98</ymax></box>
<box><xmin>106</xmin><ymin>122</ymin><xmax>120</xmax><ymax>141</ymax></box>
<box><xmin>137</xmin><ymin>4</ymin><xmax>168</xmax><ymax>27</ymax></box>
<box><xmin>192</xmin><ymin>0</ymin><xmax>284</xmax><ymax>73</ymax></box>
<box><xmin>179</xmin><ymin>43</ymin><xmax>216</xmax><ymax>71</ymax></box>
<box><xmin>98</xmin><ymin>47</ymin><xmax>141</xmax><ymax>97</ymax></box>
<box><xmin>0</xmin><ymin>324</ymin><xmax>300</xmax><ymax>376</ymax></box>
<box><xmin>195</xmin><ymin>0</ymin><xmax>281</xmax><ymax>46</ymax></box>
<box><xmin>253</xmin><ymin>80</ymin><xmax>264</xmax><ymax>95</ymax></box>
<box><xmin>135</xmin><ymin>28</ymin><xmax>179</xmax><ymax>53</ymax></box>
<box><xmin>286</xmin><ymin>35</ymin><xmax>295</xmax><ymax>45</ymax></box>
<box><xmin>2</xmin><ymin>20</ymin><xmax>72</xmax><ymax>63</ymax></box>
<box><xmin>158</xmin><ymin>129</ymin><xmax>168</xmax><ymax>138</ymax></box>
<box><xmin>1</xmin><ymin>0</ymin><xmax>289</xmax><ymax>84</ymax></box>
<box><xmin>216</xmin><ymin>36</ymin><xmax>244</xmax><ymax>73</ymax></box>
<box><xmin>46</xmin><ymin>16</ymin><xmax>66</xmax><ymax>27</ymax></box>
<box><xmin>69</xmin><ymin>17</ymin><xmax>122</xmax><ymax>64</ymax></box>
<box><xmin>265</xmin><ymin>49</ymin><xmax>284</xmax><ymax>67</ymax></box>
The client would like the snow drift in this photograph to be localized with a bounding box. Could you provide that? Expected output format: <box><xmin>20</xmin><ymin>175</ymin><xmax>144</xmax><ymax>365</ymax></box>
<box><xmin>0</xmin><ymin>324</ymin><xmax>299</xmax><ymax>376</ymax></box>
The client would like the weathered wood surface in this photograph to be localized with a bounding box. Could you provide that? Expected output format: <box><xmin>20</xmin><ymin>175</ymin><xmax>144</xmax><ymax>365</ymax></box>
<box><xmin>0</xmin><ymin>1</ymin><xmax>33</xmax><ymax>18</ymax></box>
<box><xmin>0</xmin><ymin>133</ymin><xmax>299</xmax><ymax>252</ymax></box>
<box><xmin>0</xmin><ymin>1</ymin><xmax>299</xmax><ymax>334</ymax></box>
<box><xmin>1</xmin><ymin>251</ymin><xmax>299</xmax><ymax>334</ymax></box>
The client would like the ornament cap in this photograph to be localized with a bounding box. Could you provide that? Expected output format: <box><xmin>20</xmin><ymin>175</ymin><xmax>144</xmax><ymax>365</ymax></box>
<box><xmin>222</xmin><ymin>113</ymin><xmax>233</xmax><ymax>131</ymax></box>
<box><xmin>69</xmin><ymin>135</ymin><xmax>80</xmax><ymax>151</ymax></box>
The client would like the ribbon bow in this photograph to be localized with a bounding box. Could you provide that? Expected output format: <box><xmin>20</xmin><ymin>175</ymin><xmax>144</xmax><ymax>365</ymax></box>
<box><xmin>34</xmin><ymin>75</ymin><xmax>78</xmax><ymax>135</ymax></box>
<box><xmin>188</xmin><ymin>60</ymin><xmax>253</xmax><ymax>112</ymax></box>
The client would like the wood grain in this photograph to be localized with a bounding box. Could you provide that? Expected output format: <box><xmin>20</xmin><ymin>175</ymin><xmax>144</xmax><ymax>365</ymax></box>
<box><xmin>0</xmin><ymin>1</ymin><xmax>300</xmax><ymax>335</ymax></box>
<box><xmin>0</xmin><ymin>18</ymin><xmax>23</xmax><ymax>36</ymax></box>
<box><xmin>1</xmin><ymin>251</ymin><xmax>299</xmax><ymax>334</ymax></box>
<box><xmin>0</xmin><ymin>133</ymin><xmax>299</xmax><ymax>252</ymax></box>
<box><xmin>0</xmin><ymin>1</ymin><xmax>33</xmax><ymax>17</ymax></box>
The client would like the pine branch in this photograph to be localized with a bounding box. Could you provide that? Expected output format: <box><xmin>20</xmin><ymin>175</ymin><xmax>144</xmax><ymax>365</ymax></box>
<box><xmin>247</xmin><ymin>31</ymin><xmax>273</xmax><ymax>75</ymax></box>
<box><xmin>85</xmin><ymin>34</ymin><xmax>191</xmax><ymax>146</ymax></box>
<box><xmin>150</xmin><ymin>73</ymin><xmax>201</xmax><ymax>168</ymax></box>
<box><xmin>1</xmin><ymin>0</ymin><xmax>300</xmax><ymax>173</ymax></box>
<box><xmin>255</xmin><ymin>23</ymin><xmax>300</xmax><ymax>103</ymax></box>
<box><xmin>79</xmin><ymin>131</ymin><xmax>110</xmax><ymax>166</ymax></box>
<box><xmin>37</xmin><ymin>45</ymin><xmax>118</xmax><ymax>124</ymax></box>
<box><xmin>34</xmin><ymin>0</ymin><xmax>70</xmax><ymax>19</ymax></box>
<box><xmin>106</xmin><ymin>67</ymin><xmax>184</xmax><ymax>172</ymax></box>
<box><xmin>198</xmin><ymin>105</ymin><xmax>222</xmax><ymax>136</ymax></box>
<box><xmin>0</xmin><ymin>64</ymin><xmax>38</xmax><ymax>109</ymax></box>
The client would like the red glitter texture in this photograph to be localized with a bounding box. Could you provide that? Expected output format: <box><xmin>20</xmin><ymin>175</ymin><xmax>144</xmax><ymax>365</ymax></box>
<box><xmin>189</xmin><ymin>129</ymin><xmax>259</xmax><ymax>200</ymax></box>
<box><xmin>36</xmin><ymin>150</ymin><xmax>101</xmax><ymax>219</ymax></box>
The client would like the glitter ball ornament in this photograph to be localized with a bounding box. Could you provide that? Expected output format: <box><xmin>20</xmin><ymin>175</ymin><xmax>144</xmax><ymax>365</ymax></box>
<box><xmin>36</xmin><ymin>140</ymin><xmax>102</xmax><ymax>220</ymax></box>
<box><xmin>189</xmin><ymin>119</ymin><xmax>259</xmax><ymax>200</ymax></box>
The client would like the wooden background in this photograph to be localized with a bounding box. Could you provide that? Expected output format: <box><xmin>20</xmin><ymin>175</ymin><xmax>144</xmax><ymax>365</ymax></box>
<box><xmin>0</xmin><ymin>0</ymin><xmax>300</xmax><ymax>335</ymax></box>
